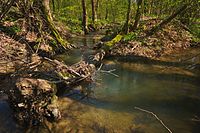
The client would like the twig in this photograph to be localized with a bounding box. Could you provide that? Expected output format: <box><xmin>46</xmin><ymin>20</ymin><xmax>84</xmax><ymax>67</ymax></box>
<box><xmin>97</xmin><ymin>63</ymin><xmax>103</xmax><ymax>71</ymax></box>
<box><xmin>100</xmin><ymin>69</ymin><xmax>119</xmax><ymax>77</ymax></box>
<box><xmin>180</xmin><ymin>52</ymin><xmax>200</xmax><ymax>63</ymax></box>
<box><xmin>134</xmin><ymin>107</ymin><xmax>172</xmax><ymax>133</ymax></box>
<box><xmin>191</xmin><ymin>115</ymin><xmax>200</xmax><ymax>122</ymax></box>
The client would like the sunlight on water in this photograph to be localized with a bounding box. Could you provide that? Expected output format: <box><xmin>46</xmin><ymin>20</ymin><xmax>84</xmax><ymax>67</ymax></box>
<box><xmin>51</xmin><ymin>47</ymin><xmax>200</xmax><ymax>133</ymax></box>
<box><xmin>0</xmin><ymin>35</ymin><xmax>199</xmax><ymax>133</ymax></box>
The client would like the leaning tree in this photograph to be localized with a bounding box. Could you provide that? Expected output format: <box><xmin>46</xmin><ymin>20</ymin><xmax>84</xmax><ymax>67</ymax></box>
<box><xmin>0</xmin><ymin>0</ymin><xmax>71</xmax><ymax>51</ymax></box>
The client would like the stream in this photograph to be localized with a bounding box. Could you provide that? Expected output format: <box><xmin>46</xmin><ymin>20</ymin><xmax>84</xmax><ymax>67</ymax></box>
<box><xmin>0</xmin><ymin>33</ymin><xmax>200</xmax><ymax>133</ymax></box>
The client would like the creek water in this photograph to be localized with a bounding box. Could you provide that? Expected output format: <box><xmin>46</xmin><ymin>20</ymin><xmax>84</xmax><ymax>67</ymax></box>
<box><xmin>0</xmin><ymin>34</ymin><xmax>200</xmax><ymax>133</ymax></box>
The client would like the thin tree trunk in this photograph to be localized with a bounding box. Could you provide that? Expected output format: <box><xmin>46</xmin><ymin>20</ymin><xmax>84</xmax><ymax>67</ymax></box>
<box><xmin>51</xmin><ymin>0</ymin><xmax>55</xmax><ymax>13</ymax></box>
<box><xmin>91</xmin><ymin>0</ymin><xmax>96</xmax><ymax>23</ymax></box>
<box><xmin>82</xmin><ymin>0</ymin><xmax>88</xmax><ymax>34</ymax></box>
<box><xmin>105</xmin><ymin>6</ymin><xmax>108</xmax><ymax>20</ymax></box>
<box><xmin>132</xmin><ymin>0</ymin><xmax>143</xmax><ymax>31</ymax></box>
<box><xmin>122</xmin><ymin>0</ymin><xmax>131</xmax><ymax>34</ymax></box>
<box><xmin>149</xmin><ymin>0</ymin><xmax>154</xmax><ymax>15</ymax></box>
<box><xmin>95</xmin><ymin>0</ymin><xmax>99</xmax><ymax>20</ymax></box>
<box><xmin>146</xmin><ymin>4</ymin><xmax>188</xmax><ymax>36</ymax></box>
<box><xmin>43</xmin><ymin>0</ymin><xmax>53</xmax><ymax>20</ymax></box>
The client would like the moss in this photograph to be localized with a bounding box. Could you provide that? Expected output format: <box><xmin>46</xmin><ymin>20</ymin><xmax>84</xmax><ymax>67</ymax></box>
<box><xmin>104</xmin><ymin>34</ymin><xmax>123</xmax><ymax>49</ymax></box>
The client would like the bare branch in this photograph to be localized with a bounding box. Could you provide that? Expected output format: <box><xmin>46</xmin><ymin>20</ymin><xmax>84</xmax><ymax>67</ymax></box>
<box><xmin>135</xmin><ymin>106</ymin><xmax>173</xmax><ymax>133</ymax></box>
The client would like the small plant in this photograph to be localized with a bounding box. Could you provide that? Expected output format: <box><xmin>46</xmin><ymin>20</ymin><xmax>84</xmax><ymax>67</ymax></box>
<box><xmin>0</xmin><ymin>25</ymin><xmax>21</xmax><ymax>35</ymax></box>
<box><xmin>123</xmin><ymin>32</ymin><xmax>138</xmax><ymax>42</ymax></box>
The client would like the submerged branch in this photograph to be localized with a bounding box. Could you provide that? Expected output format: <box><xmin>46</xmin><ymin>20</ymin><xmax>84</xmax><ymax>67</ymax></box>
<box><xmin>100</xmin><ymin>69</ymin><xmax>119</xmax><ymax>78</ymax></box>
<box><xmin>134</xmin><ymin>106</ymin><xmax>173</xmax><ymax>133</ymax></box>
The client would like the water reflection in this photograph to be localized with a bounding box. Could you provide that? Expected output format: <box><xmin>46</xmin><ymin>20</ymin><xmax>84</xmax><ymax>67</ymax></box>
<box><xmin>0</xmin><ymin>101</ymin><xmax>22</xmax><ymax>133</ymax></box>
<box><xmin>0</xmin><ymin>33</ymin><xmax>200</xmax><ymax>132</ymax></box>
<box><xmin>54</xmin><ymin>46</ymin><xmax>200</xmax><ymax>133</ymax></box>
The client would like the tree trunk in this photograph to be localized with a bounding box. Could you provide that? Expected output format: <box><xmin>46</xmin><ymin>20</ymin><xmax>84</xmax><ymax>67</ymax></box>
<box><xmin>149</xmin><ymin>0</ymin><xmax>153</xmax><ymax>15</ymax></box>
<box><xmin>82</xmin><ymin>0</ymin><xmax>88</xmax><ymax>34</ymax></box>
<box><xmin>51</xmin><ymin>0</ymin><xmax>55</xmax><ymax>13</ymax></box>
<box><xmin>132</xmin><ymin>0</ymin><xmax>143</xmax><ymax>31</ymax></box>
<box><xmin>95</xmin><ymin>0</ymin><xmax>99</xmax><ymax>20</ymax></box>
<box><xmin>43</xmin><ymin>0</ymin><xmax>53</xmax><ymax>20</ymax></box>
<box><xmin>122</xmin><ymin>0</ymin><xmax>131</xmax><ymax>34</ymax></box>
<box><xmin>146</xmin><ymin>4</ymin><xmax>188</xmax><ymax>36</ymax></box>
<box><xmin>91</xmin><ymin>0</ymin><xmax>96</xmax><ymax>23</ymax></box>
<box><xmin>40</xmin><ymin>0</ymin><xmax>69</xmax><ymax>49</ymax></box>
<box><xmin>105</xmin><ymin>6</ymin><xmax>108</xmax><ymax>20</ymax></box>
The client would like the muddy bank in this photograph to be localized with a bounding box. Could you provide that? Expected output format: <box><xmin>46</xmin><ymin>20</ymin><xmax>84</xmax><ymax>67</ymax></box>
<box><xmin>0</xmin><ymin>31</ymin><xmax>97</xmax><ymax>127</ymax></box>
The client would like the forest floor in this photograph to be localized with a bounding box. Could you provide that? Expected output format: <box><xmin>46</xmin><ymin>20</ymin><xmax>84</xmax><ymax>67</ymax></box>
<box><xmin>105</xmin><ymin>19</ymin><xmax>199</xmax><ymax>59</ymax></box>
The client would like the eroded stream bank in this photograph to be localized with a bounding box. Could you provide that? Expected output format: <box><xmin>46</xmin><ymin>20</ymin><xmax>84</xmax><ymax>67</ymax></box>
<box><xmin>0</xmin><ymin>32</ymin><xmax>200</xmax><ymax>132</ymax></box>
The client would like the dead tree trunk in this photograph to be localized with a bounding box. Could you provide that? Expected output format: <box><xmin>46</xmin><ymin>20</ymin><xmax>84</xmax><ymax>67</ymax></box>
<box><xmin>146</xmin><ymin>4</ymin><xmax>188</xmax><ymax>36</ymax></box>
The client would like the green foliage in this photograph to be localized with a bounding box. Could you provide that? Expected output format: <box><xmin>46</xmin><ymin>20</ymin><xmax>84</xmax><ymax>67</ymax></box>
<box><xmin>49</xmin><ymin>39</ymin><xmax>58</xmax><ymax>48</ymax></box>
<box><xmin>57</xmin><ymin>16</ymin><xmax>82</xmax><ymax>33</ymax></box>
<box><xmin>0</xmin><ymin>25</ymin><xmax>21</xmax><ymax>35</ymax></box>
<box><xmin>190</xmin><ymin>23</ymin><xmax>200</xmax><ymax>38</ymax></box>
<box><xmin>123</xmin><ymin>32</ymin><xmax>138</xmax><ymax>42</ymax></box>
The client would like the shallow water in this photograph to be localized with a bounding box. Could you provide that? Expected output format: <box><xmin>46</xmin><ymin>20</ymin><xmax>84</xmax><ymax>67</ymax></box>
<box><xmin>0</xmin><ymin>35</ymin><xmax>200</xmax><ymax>132</ymax></box>
<box><xmin>55</xmin><ymin>37</ymin><xmax>200</xmax><ymax>132</ymax></box>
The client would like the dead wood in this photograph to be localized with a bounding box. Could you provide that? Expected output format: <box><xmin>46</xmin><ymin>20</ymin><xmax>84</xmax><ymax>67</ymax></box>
<box><xmin>135</xmin><ymin>107</ymin><xmax>172</xmax><ymax>133</ymax></box>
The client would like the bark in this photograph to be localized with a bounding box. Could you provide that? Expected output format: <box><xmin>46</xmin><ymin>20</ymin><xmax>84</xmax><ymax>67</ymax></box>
<box><xmin>91</xmin><ymin>0</ymin><xmax>96</xmax><ymax>23</ymax></box>
<box><xmin>146</xmin><ymin>4</ymin><xmax>188</xmax><ymax>36</ymax></box>
<box><xmin>95</xmin><ymin>0</ymin><xmax>99</xmax><ymax>20</ymax></box>
<box><xmin>82</xmin><ymin>0</ymin><xmax>88</xmax><ymax>34</ymax></box>
<box><xmin>43</xmin><ymin>0</ymin><xmax>53</xmax><ymax>20</ymax></box>
<box><xmin>105</xmin><ymin>7</ymin><xmax>108</xmax><ymax>20</ymax></box>
<box><xmin>51</xmin><ymin>0</ymin><xmax>55</xmax><ymax>13</ymax></box>
<box><xmin>122</xmin><ymin>0</ymin><xmax>131</xmax><ymax>34</ymax></box>
<box><xmin>132</xmin><ymin>0</ymin><xmax>143</xmax><ymax>31</ymax></box>
<box><xmin>40</xmin><ymin>0</ymin><xmax>69</xmax><ymax>49</ymax></box>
